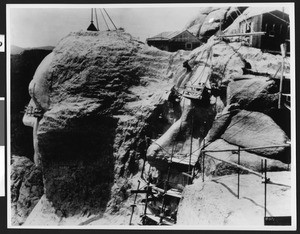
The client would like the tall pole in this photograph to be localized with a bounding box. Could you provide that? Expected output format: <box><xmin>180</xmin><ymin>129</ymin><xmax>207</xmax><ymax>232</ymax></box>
<box><xmin>237</xmin><ymin>147</ymin><xmax>240</xmax><ymax>199</ymax></box>
<box><xmin>188</xmin><ymin>107</ymin><xmax>194</xmax><ymax>184</ymax></box>
<box><xmin>202</xmin><ymin>139</ymin><xmax>205</xmax><ymax>182</ymax></box>
<box><xmin>129</xmin><ymin>180</ymin><xmax>140</xmax><ymax>225</ymax></box>
<box><xmin>142</xmin><ymin>181</ymin><xmax>150</xmax><ymax>225</ymax></box>
<box><xmin>264</xmin><ymin>159</ymin><xmax>267</xmax><ymax>219</ymax></box>
<box><xmin>94</xmin><ymin>8</ymin><xmax>99</xmax><ymax>31</ymax></box>
<box><xmin>278</xmin><ymin>43</ymin><xmax>286</xmax><ymax>109</ymax></box>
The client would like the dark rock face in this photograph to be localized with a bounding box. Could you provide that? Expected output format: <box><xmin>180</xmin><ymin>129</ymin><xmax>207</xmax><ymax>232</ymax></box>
<box><xmin>11</xmin><ymin>49</ymin><xmax>53</xmax><ymax>159</ymax></box>
<box><xmin>33</xmin><ymin>31</ymin><xmax>185</xmax><ymax>216</ymax></box>
<box><xmin>11</xmin><ymin>156</ymin><xmax>44</xmax><ymax>225</ymax></box>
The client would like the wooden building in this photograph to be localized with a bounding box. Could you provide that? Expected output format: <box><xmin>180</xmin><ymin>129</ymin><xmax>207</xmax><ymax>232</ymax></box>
<box><xmin>237</xmin><ymin>9</ymin><xmax>290</xmax><ymax>54</ymax></box>
<box><xmin>146</xmin><ymin>30</ymin><xmax>201</xmax><ymax>52</ymax></box>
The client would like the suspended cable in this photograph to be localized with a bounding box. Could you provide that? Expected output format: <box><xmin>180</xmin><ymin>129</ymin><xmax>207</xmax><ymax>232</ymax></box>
<box><xmin>267</xmin><ymin>12</ymin><xmax>290</xmax><ymax>25</ymax></box>
<box><xmin>100</xmin><ymin>9</ymin><xmax>110</xmax><ymax>31</ymax></box>
<box><xmin>94</xmin><ymin>8</ymin><xmax>99</xmax><ymax>31</ymax></box>
<box><xmin>103</xmin><ymin>8</ymin><xmax>118</xmax><ymax>30</ymax></box>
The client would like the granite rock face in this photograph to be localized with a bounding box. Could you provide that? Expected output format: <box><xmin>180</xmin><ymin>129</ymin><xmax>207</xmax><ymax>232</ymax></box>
<box><xmin>13</xmin><ymin>28</ymin><xmax>290</xmax><ymax>226</ymax></box>
<box><xmin>186</xmin><ymin>7</ymin><xmax>247</xmax><ymax>40</ymax></box>
<box><xmin>11</xmin><ymin>156</ymin><xmax>44</xmax><ymax>225</ymax></box>
<box><xmin>26</xmin><ymin>31</ymin><xmax>187</xmax><ymax>216</ymax></box>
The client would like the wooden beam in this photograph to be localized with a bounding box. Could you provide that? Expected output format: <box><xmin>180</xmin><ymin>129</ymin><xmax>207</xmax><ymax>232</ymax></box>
<box><xmin>182</xmin><ymin>172</ymin><xmax>193</xmax><ymax>178</ymax></box>
<box><xmin>202</xmin><ymin>144</ymin><xmax>290</xmax><ymax>153</ymax></box>
<box><xmin>205</xmin><ymin>153</ymin><xmax>263</xmax><ymax>178</ymax></box>
<box><xmin>219</xmin><ymin>32</ymin><xmax>266</xmax><ymax>37</ymax></box>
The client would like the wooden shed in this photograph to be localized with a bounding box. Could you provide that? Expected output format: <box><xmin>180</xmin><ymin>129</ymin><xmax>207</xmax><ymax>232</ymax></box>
<box><xmin>146</xmin><ymin>30</ymin><xmax>201</xmax><ymax>52</ymax></box>
<box><xmin>238</xmin><ymin>9</ymin><xmax>290</xmax><ymax>54</ymax></box>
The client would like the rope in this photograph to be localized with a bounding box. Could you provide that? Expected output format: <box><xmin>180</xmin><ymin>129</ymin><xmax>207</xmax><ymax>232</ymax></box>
<box><xmin>94</xmin><ymin>8</ymin><xmax>99</xmax><ymax>31</ymax></box>
<box><xmin>103</xmin><ymin>8</ymin><xmax>118</xmax><ymax>30</ymax></box>
<box><xmin>100</xmin><ymin>9</ymin><xmax>110</xmax><ymax>31</ymax></box>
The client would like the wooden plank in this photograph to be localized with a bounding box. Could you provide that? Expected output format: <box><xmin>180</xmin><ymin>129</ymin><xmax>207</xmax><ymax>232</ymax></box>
<box><xmin>144</xmin><ymin>214</ymin><xmax>174</xmax><ymax>225</ymax></box>
<box><xmin>185</xmin><ymin>84</ymin><xmax>205</xmax><ymax>89</ymax></box>
<box><xmin>171</xmin><ymin>156</ymin><xmax>197</xmax><ymax>166</ymax></box>
<box><xmin>205</xmin><ymin>153</ymin><xmax>263</xmax><ymax>178</ymax></box>
<box><xmin>282</xmin><ymin>93</ymin><xmax>291</xmax><ymax>97</ymax></box>
<box><xmin>202</xmin><ymin>144</ymin><xmax>290</xmax><ymax>153</ymax></box>
<box><xmin>130</xmin><ymin>189</ymin><xmax>149</xmax><ymax>194</ymax></box>
<box><xmin>219</xmin><ymin>31</ymin><xmax>266</xmax><ymax>37</ymax></box>
<box><xmin>165</xmin><ymin>189</ymin><xmax>182</xmax><ymax>199</ymax></box>
<box><xmin>182</xmin><ymin>172</ymin><xmax>193</xmax><ymax>178</ymax></box>
<box><xmin>152</xmin><ymin>186</ymin><xmax>164</xmax><ymax>193</ymax></box>
<box><xmin>284</xmin><ymin>103</ymin><xmax>291</xmax><ymax>110</ymax></box>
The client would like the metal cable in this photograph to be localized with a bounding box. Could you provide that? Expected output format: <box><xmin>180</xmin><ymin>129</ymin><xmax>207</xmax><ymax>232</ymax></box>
<box><xmin>94</xmin><ymin>8</ymin><xmax>99</xmax><ymax>31</ymax></box>
<box><xmin>100</xmin><ymin>9</ymin><xmax>110</xmax><ymax>31</ymax></box>
<box><xmin>103</xmin><ymin>8</ymin><xmax>118</xmax><ymax>30</ymax></box>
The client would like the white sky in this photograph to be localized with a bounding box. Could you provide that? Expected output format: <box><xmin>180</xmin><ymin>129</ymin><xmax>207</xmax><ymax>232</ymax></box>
<box><xmin>9</xmin><ymin>7</ymin><xmax>202</xmax><ymax>48</ymax></box>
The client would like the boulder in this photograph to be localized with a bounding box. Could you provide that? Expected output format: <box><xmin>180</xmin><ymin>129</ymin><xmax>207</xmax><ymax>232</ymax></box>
<box><xmin>221</xmin><ymin>110</ymin><xmax>290</xmax><ymax>162</ymax></box>
<box><xmin>199</xmin><ymin>8</ymin><xmax>229</xmax><ymax>37</ymax></box>
<box><xmin>11</xmin><ymin>156</ymin><xmax>43</xmax><ymax>225</ymax></box>
<box><xmin>177</xmin><ymin>172</ymin><xmax>291</xmax><ymax>226</ymax></box>
<box><xmin>203</xmin><ymin>139</ymin><xmax>288</xmax><ymax>176</ymax></box>
<box><xmin>227</xmin><ymin>77</ymin><xmax>279</xmax><ymax>113</ymax></box>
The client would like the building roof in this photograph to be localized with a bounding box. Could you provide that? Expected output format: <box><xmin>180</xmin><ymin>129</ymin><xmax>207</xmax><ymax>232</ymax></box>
<box><xmin>224</xmin><ymin>7</ymin><xmax>290</xmax><ymax>33</ymax></box>
<box><xmin>147</xmin><ymin>31</ymin><xmax>181</xmax><ymax>41</ymax></box>
<box><xmin>241</xmin><ymin>7</ymin><xmax>289</xmax><ymax>20</ymax></box>
<box><xmin>146</xmin><ymin>30</ymin><xmax>199</xmax><ymax>41</ymax></box>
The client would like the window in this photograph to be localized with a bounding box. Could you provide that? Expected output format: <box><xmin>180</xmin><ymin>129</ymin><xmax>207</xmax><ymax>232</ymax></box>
<box><xmin>186</xmin><ymin>43</ymin><xmax>192</xmax><ymax>50</ymax></box>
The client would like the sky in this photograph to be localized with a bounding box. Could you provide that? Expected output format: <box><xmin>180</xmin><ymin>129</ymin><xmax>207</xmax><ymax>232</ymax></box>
<box><xmin>9</xmin><ymin>6</ymin><xmax>202</xmax><ymax>48</ymax></box>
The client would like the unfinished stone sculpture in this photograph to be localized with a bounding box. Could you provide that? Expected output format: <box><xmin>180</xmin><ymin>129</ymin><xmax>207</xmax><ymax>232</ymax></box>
<box><xmin>23</xmin><ymin>52</ymin><xmax>54</xmax><ymax>166</ymax></box>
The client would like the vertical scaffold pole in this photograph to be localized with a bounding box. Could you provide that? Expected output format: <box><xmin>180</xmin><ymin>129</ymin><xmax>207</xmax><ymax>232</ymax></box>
<box><xmin>202</xmin><ymin>139</ymin><xmax>205</xmax><ymax>182</ymax></box>
<box><xmin>142</xmin><ymin>181</ymin><xmax>150</xmax><ymax>225</ymax></box>
<box><xmin>237</xmin><ymin>146</ymin><xmax>240</xmax><ymax>199</ymax></box>
<box><xmin>264</xmin><ymin>159</ymin><xmax>267</xmax><ymax>219</ymax></box>
<box><xmin>129</xmin><ymin>180</ymin><xmax>140</xmax><ymax>225</ymax></box>
<box><xmin>278</xmin><ymin>43</ymin><xmax>286</xmax><ymax>109</ymax></box>
<box><xmin>188</xmin><ymin>107</ymin><xmax>194</xmax><ymax>184</ymax></box>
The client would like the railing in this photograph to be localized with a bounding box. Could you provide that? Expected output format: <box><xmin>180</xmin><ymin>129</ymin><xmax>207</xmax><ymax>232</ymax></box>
<box><xmin>200</xmin><ymin>142</ymin><xmax>291</xmax><ymax>225</ymax></box>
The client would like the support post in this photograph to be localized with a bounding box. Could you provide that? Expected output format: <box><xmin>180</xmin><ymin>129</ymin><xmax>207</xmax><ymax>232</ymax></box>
<box><xmin>264</xmin><ymin>159</ymin><xmax>267</xmax><ymax>219</ymax></box>
<box><xmin>129</xmin><ymin>180</ymin><xmax>140</xmax><ymax>225</ymax></box>
<box><xmin>140</xmin><ymin>136</ymin><xmax>148</xmax><ymax>180</ymax></box>
<box><xmin>188</xmin><ymin>107</ymin><xmax>194</xmax><ymax>184</ymax></box>
<box><xmin>202</xmin><ymin>139</ymin><xmax>205</xmax><ymax>182</ymax></box>
<box><xmin>237</xmin><ymin>147</ymin><xmax>240</xmax><ymax>199</ymax></box>
<box><xmin>142</xmin><ymin>181</ymin><xmax>150</xmax><ymax>225</ymax></box>
<box><xmin>278</xmin><ymin>43</ymin><xmax>286</xmax><ymax>109</ymax></box>
<box><xmin>202</xmin><ymin>153</ymin><xmax>205</xmax><ymax>182</ymax></box>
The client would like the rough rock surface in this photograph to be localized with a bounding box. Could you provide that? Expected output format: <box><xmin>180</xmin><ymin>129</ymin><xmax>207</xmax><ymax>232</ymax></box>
<box><xmin>11</xmin><ymin>156</ymin><xmax>44</xmax><ymax>225</ymax></box>
<box><xmin>177</xmin><ymin>172</ymin><xmax>291</xmax><ymax>226</ymax></box>
<box><xmin>204</xmin><ymin>139</ymin><xmax>288</xmax><ymax>176</ymax></box>
<box><xmin>186</xmin><ymin>7</ymin><xmax>247</xmax><ymax>40</ymax></box>
<box><xmin>28</xmin><ymin>31</ymin><xmax>187</xmax><ymax>217</ymax></box>
<box><xmin>227</xmin><ymin>77</ymin><xmax>279</xmax><ymax>113</ymax></box>
<box><xmin>11</xmin><ymin>48</ymin><xmax>53</xmax><ymax>159</ymax></box>
<box><xmin>12</xmin><ymin>28</ymin><xmax>291</xmax><ymax>226</ymax></box>
<box><xmin>146</xmin><ymin>36</ymin><xmax>290</xmax><ymax>170</ymax></box>
<box><xmin>221</xmin><ymin>110</ymin><xmax>289</xmax><ymax>162</ymax></box>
